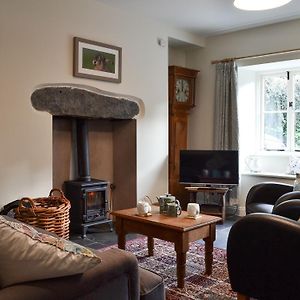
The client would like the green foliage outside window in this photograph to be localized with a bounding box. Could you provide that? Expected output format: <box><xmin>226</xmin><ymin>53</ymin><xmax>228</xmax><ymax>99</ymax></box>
<box><xmin>264</xmin><ymin>75</ymin><xmax>287</xmax><ymax>111</ymax></box>
<box><xmin>263</xmin><ymin>75</ymin><xmax>287</xmax><ymax>150</ymax></box>
<box><xmin>263</xmin><ymin>72</ymin><xmax>300</xmax><ymax>151</ymax></box>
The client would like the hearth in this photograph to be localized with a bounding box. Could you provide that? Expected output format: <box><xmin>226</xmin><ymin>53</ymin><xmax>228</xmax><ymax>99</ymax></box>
<box><xmin>64</xmin><ymin>118</ymin><xmax>112</xmax><ymax>238</ymax></box>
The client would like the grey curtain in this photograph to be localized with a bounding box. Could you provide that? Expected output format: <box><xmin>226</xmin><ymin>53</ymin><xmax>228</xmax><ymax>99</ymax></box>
<box><xmin>214</xmin><ymin>60</ymin><xmax>238</xmax><ymax>150</ymax></box>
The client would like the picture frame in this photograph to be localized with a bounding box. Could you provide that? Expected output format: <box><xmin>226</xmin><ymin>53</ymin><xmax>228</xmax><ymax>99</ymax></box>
<box><xmin>73</xmin><ymin>37</ymin><xmax>122</xmax><ymax>83</ymax></box>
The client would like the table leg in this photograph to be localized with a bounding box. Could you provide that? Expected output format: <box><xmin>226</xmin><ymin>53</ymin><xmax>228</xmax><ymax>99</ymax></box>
<box><xmin>147</xmin><ymin>236</ymin><xmax>154</xmax><ymax>256</ymax></box>
<box><xmin>176</xmin><ymin>251</ymin><xmax>187</xmax><ymax>288</ymax></box>
<box><xmin>203</xmin><ymin>233</ymin><xmax>214</xmax><ymax>275</ymax></box>
<box><xmin>118</xmin><ymin>233</ymin><xmax>126</xmax><ymax>250</ymax></box>
<box><xmin>115</xmin><ymin>218</ymin><xmax>126</xmax><ymax>250</ymax></box>
<box><xmin>221</xmin><ymin>193</ymin><xmax>226</xmax><ymax>223</ymax></box>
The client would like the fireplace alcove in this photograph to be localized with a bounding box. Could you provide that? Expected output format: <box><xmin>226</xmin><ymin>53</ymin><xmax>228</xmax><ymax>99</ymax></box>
<box><xmin>53</xmin><ymin>117</ymin><xmax>137</xmax><ymax>211</ymax></box>
<box><xmin>31</xmin><ymin>84</ymin><xmax>141</xmax><ymax>236</ymax></box>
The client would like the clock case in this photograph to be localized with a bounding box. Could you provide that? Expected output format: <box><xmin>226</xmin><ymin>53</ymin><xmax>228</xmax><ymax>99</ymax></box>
<box><xmin>168</xmin><ymin>65</ymin><xmax>199</xmax><ymax>109</ymax></box>
<box><xmin>168</xmin><ymin>65</ymin><xmax>199</xmax><ymax>209</ymax></box>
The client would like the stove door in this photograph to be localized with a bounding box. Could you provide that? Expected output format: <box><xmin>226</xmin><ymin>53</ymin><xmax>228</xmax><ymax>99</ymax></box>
<box><xmin>83</xmin><ymin>187</ymin><xmax>108</xmax><ymax>222</ymax></box>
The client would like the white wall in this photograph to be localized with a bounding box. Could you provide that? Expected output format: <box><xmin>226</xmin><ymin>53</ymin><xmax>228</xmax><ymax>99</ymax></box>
<box><xmin>186</xmin><ymin>19</ymin><xmax>300</xmax><ymax>213</ymax></box>
<box><xmin>169</xmin><ymin>47</ymin><xmax>187</xmax><ymax>67</ymax></box>
<box><xmin>0</xmin><ymin>0</ymin><xmax>204</xmax><ymax>207</ymax></box>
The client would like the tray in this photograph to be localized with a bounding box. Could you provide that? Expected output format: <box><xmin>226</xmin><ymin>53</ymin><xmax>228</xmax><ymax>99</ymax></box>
<box><xmin>185</xmin><ymin>215</ymin><xmax>201</xmax><ymax>220</ymax></box>
<box><xmin>135</xmin><ymin>213</ymin><xmax>152</xmax><ymax>217</ymax></box>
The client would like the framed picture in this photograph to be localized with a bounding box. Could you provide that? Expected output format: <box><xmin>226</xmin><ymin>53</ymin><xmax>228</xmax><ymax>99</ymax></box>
<box><xmin>73</xmin><ymin>37</ymin><xmax>122</xmax><ymax>83</ymax></box>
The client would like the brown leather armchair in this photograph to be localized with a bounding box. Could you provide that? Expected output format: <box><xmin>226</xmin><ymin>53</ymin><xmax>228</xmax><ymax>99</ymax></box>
<box><xmin>227</xmin><ymin>199</ymin><xmax>300</xmax><ymax>300</ymax></box>
<box><xmin>245</xmin><ymin>182</ymin><xmax>300</xmax><ymax>214</ymax></box>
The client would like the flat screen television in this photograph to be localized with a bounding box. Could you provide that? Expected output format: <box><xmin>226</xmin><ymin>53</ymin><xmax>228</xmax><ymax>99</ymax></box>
<box><xmin>179</xmin><ymin>150</ymin><xmax>239</xmax><ymax>186</ymax></box>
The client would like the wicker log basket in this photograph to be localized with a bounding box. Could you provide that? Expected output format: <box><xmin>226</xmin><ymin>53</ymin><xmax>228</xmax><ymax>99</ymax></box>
<box><xmin>14</xmin><ymin>189</ymin><xmax>71</xmax><ymax>239</ymax></box>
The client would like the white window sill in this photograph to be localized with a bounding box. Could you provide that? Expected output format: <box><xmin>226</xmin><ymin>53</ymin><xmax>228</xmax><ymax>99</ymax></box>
<box><xmin>256</xmin><ymin>151</ymin><xmax>300</xmax><ymax>157</ymax></box>
<box><xmin>242</xmin><ymin>172</ymin><xmax>295</xmax><ymax>180</ymax></box>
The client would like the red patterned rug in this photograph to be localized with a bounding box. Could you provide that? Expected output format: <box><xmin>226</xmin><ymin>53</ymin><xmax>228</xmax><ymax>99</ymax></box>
<box><xmin>99</xmin><ymin>237</ymin><xmax>237</xmax><ymax>300</ymax></box>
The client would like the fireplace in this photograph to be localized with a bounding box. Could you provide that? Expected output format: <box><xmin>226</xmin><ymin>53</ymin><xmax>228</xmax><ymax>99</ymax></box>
<box><xmin>64</xmin><ymin>119</ymin><xmax>112</xmax><ymax>238</ymax></box>
<box><xmin>31</xmin><ymin>84</ymin><xmax>140</xmax><ymax>237</ymax></box>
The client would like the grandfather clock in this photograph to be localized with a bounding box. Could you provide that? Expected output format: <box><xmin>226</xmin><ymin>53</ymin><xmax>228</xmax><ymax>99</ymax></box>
<box><xmin>168</xmin><ymin>65</ymin><xmax>199</xmax><ymax>209</ymax></box>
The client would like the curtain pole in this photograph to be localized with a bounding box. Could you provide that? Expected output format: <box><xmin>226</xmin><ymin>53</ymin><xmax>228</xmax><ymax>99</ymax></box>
<box><xmin>211</xmin><ymin>47</ymin><xmax>300</xmax><ymax>65</ymax></box>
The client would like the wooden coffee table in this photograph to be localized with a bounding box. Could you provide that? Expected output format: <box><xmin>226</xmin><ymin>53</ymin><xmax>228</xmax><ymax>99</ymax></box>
<box><xmin>111</xmin><ymin>206</ymin><xmax>221</xmax><ymax>288</ymax></box>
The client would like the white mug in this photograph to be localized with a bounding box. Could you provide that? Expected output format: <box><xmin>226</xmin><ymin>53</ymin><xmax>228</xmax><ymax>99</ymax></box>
<box><xmin>187</xmin><ymin>203</ymin><xmax>200</xmax><ymax>217</ymax></box>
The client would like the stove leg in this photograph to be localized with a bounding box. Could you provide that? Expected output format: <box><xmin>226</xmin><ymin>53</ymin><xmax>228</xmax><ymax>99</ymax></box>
<box><xmin>108</xmin><ymin>221</ymin><xmax>113</xmax><ymax>232</ymax></box>
<box><xmin>82</xmin><ymin>226</ymin><xmax>88</xmax><ymax>239</ymax></box>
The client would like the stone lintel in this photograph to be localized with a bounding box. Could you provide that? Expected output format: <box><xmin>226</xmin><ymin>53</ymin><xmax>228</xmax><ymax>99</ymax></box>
<box><xmin>31</xmin><ymin>84</ymin><xmax>140</xmax><ymax>119</ymax></box>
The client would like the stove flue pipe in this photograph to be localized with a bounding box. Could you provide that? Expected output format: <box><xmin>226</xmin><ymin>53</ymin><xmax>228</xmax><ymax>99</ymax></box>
<box><xmin>76</xmin><ymin>119</ymin><xmax>91</xmax><ymax>182</ymax></box>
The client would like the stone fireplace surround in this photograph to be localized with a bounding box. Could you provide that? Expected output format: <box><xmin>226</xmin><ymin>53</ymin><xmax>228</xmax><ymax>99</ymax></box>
<box><xmin>31</xmin><ymin>83</ymin><xmax>142</xmax><ymax>211</ymax></box>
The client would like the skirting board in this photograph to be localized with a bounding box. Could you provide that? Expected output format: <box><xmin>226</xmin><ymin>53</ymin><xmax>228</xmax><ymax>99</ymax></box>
<box><xmin>237</xmin><ymin>206</ymin><xmax>246</xmax><ymax>216</ymax></box>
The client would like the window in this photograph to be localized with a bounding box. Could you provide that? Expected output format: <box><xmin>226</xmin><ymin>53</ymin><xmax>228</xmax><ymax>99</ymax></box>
<box><xmin>259</xmin><ymin>70</ymin><xmax>300</xmax><ymax>152</ymax></box>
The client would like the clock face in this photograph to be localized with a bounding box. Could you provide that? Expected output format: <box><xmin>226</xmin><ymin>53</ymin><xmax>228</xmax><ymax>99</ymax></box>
<box><xmin>175</xmin><ymin>78</ymin><xmax>190</xmax><ymax>102</ymax></box>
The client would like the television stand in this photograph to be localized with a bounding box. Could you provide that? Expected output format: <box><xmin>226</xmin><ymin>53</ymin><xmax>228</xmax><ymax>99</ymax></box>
<box><xmin>185</xmin><ymin>186</ymin><xmax>230</xmax><ymax>222</ymax></box>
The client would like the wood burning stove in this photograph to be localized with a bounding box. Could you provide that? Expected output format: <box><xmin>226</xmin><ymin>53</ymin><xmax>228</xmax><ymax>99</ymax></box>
<box><xmin>64</xmin><ymin>179</ymin><xmax>112</xmax><ymax>238</ymax></box>
<box><xmin>64</xmin><ymin>119</ymin><xmax>112</xmax><ymax>238</ymax></box>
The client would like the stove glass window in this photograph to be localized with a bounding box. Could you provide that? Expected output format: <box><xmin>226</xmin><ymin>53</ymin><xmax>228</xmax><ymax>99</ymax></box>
<box><xmin>86</xmin><ymin>190</ymin><xmax>105</xmax><ymax>210</ymax></box>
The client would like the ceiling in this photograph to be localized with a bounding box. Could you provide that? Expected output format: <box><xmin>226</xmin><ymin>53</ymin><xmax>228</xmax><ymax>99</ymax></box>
<box><xmin>97</xmin><ymin>0</ymin><xmax>300</xmax><ymax>37</ymax></box>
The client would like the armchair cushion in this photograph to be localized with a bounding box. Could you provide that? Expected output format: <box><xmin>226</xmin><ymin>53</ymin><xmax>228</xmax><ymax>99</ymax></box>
<box><xmin>0</xmin><ymin>216</ymin><xmax>101</xmax><ymax>288</ymax></box>
<box><xmin>246</xmin><ymin>202</ymin><xmax>274</xmax><ymax>214</ymax></box>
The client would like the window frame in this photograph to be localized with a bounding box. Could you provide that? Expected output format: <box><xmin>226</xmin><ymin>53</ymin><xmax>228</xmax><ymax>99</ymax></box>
<box><xmin>257</xmin><ymin>69</ymin><xmax>300</xmax><ymax>153</ymax></box>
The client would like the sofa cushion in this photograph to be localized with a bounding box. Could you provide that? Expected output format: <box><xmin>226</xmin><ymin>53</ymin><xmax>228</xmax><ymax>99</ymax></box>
<box><xmin>247</xmin><ymin>203</ymin><xmax>273</xmax><ymax>214</ymax></box>
<box><xmin>0</xmin><ymin>215</ymin><xmax>101</xmax><ymax>288</ymax></box>
<box><xmin>139</xmin><ymin>267</ymin><xmax>165</xmax><ymax>300</ymax></box>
